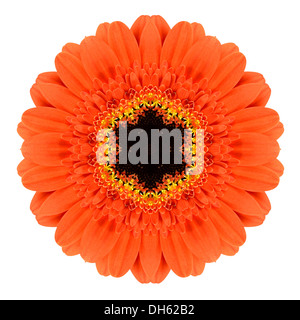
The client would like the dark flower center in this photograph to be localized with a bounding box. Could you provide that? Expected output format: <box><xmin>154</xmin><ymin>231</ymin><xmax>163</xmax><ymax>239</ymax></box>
<box><xmin>114</xmin><ymin>109</ymin><xmax>186</xmax><ymax>190</ymax></box>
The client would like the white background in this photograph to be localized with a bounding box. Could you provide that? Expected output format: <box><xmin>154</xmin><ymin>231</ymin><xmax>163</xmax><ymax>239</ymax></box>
<box><xmin>0</xmin><ymin>0</ymin><xmax>299</xmax><ymax>300</ymax></box>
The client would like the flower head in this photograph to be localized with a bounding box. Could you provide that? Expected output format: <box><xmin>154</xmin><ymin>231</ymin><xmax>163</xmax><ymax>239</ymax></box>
<box><xmin>18</xmin><ymin>16</ymin><xmax>283</xmax><ymax>283</ymax></box>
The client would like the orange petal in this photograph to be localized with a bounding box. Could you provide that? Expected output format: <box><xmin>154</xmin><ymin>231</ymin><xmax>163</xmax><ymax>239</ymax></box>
<box><xmin>238</xmin><ymin>72</ymin><xmax>265</xmax><ymax>86</ymax></box>
<box><xmin>17</xmin><ymin>158</ymin><xmax>36</xmax><ymax>177</ymax></box>
<box><xmin>182</xmin><ymin>36</ymin><xmax>221</xmax><ymax>81</ymax></box>
<box><xmin>30</xmin><ymin>191</ymin><xmax>53</xmax><ymax>215</ymax></box>
<box><xmin>36</xmin><ymin>213</ymin><xmax>64</xmax><ymax>227</ymax></box>
<box><xmin>17</xmin><ymin>122</ymin><xmax>35</xmax><ymax>140</ymax></box>
<box><xmin>96</xmin><ymin>255</ymin><xmax>110</xmax><ymax>276</ymax></box>
<box><xmin>80</xmin><ymin>36</ymin><xmax>120</xmax><ymax>82</ymax></box>
<box><xmin>150</xmin><ymin>256</ymin><xmax>171</xmax><ymax>283</ymax></box>
<box><xmin>221</xmin><ymin>184</ymin><xmax>265</xmax><ymax>216</ymax></box>
<box><xmin>22</xmin><ymin>165</ymin><xmax>70</xmax><ymax>192</ymax></box>
<box><xmin>220</xmin><ymin>83</ymin><xmax>264</xmax><ymax>114</ymax></box>
<box><xmin>139</xmin><ymin>233</ymin><xmax>162</xmax><ymax>278</ymax></box>
<box><xmin>176</xmin><ymin>198</ymin><xmax>189</xmax><ymax>211</ymax></box>
<box><xmin>131</xmin><ymin>15</ymin><xmax>151</xmax><ymax>44</ymax></box>
<box><xmin>160</xmin><ymin>22</ymin><xmax>193</xmax><ymax>68</ymax></box>
<box><xmin>220</xmin><ymin>43</ymin><xmax>239</xmax><ymax>59</ymax></box>
<box><xmin>231</xmin><ymin>165</ymin><xmax>279</xmax><ymax>192</ymax></box>
<box><xmin>191</xmin><ymin>22</ymin><xmax>205</xmax><ymax>43</ymax></box>
<box><xmin>108</xmin><ymin>22</ymin><xmax>141</xmax><ymax>68</ymax></box>
<box><xmin>140</xmin><ymin>20</ymin><xmax>162</xmax><ymax>66</ymax></box>
<box><xmin>21</xmin><ymin>107</ymin><xmax>69</xmax><ymax>133</ymax></box>
<box><xmin>36</xmin><ymin>72</ymin><xmax>64</xmax><ymax>86</ymax></box>
<box><xmin>62</xmin><ymin>43</ymin><xmax>81</xmax><ymax>59</ymax></box>
<box><xmin>209</xmin><ymin>52</ymin><xmax>246</xmax><ymax>98</ymax></box>
<box><xmin>37</xmin><ymin>82</ymin><xmax>80</xmax><ymax>113</ymax></box>
<box><xmin>249</xmin><ymin>83</ymin><xmax>271</xmax><ymax>107</ymax></box>
<box><xmin>237</xmin><ymin>213</ymin><xmax>265</xmax><ymax>227</ymax></box>
<box><xmin>30</xmin><ymin>84</ymin><xmax>52</xmax><ymax>107</ymax></box>
<box><xmin>265</xmin><ymin>159</ymin><xmax>284</xmax><ymax>177</ymax></box>
<box><xmin>80</xmin><ymin>216</ymin><xmax>120</xmax><ymax>263</ymax></box>
<box><xmin>108</xmin><ymin>230</ymin><xmax>141</xmax><ymax>277</ymax></box>
<box><xmin>55</xmin><ymin>202</ymin><xmax>93</xmax><ymax>247</ymax></box>
<box><xmin>55</xmin><ymin>52</ymin><xmax>93</xmax><ymax>97</ymax></box>
<box><xmin>209</xmin><ymin>201</ymin><xmax>246</xmax><ymax>246</ymax></box>
<box><xmin>231</xmin><ymin>133</ymin><xmax>280</xmax><ymax>166</ymax></box>
<box><xmin>151</xmin><ymin>16</ymin><xmax>170</xmax><ymax>43</ymax></box>
<box><xmin>231</xmin><ymin>107</ymin><xmax>280</xmax><ymax>132</ymax></box>
<box><xmin>264</xmin><ymin>122</ymin><xmax>284</xmax><ymax>140</ymax></box>
<box><xmin>131</xmin><ymin>255</ymin><xmax>150</xmax><ymax>283</ymax></box>
<box><xmin>160</xmin><ymin>229</ymin><xmax>193</xmax><ymax>277</ymax></box>
<box><xmin>220</xmin><ymin>239</ymin><xmax>239</xmax><ymax>256</ymax></box>
<box><xmin>249</xmin><ymin>191</ymin><xmax>271</xmax><ymax>214</ymax></box>
<box><xmin>96</xmin><ymin>23</ymin><xmax>110</xmax><ymax>43</ymax></box>
<box><xmin>35</xmin><ymin>184</ymin><xmax>79</xmax><ymax>216</ymax></box>
<box><xmin>181</xmin><ymin>216</ymin><xmax>221</xmax><ymax>262</ymax></box>
<box><xmin>62</xmin><ymin>240</ymin><xmax>81</xmax><ymax>256</ymax></box>
<box><xmin>21</xmin><ymin>132</ymin><xmax>71</xmax><ymax>166</ymax></box>
<box><xmin>191</xmin><ymin>255</ymin><xmax>205</xmax><ymax>276</ymax></box>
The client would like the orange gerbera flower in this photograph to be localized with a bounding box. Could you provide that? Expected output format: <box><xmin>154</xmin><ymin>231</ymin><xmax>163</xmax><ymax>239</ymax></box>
<box><xmin>17</xmin><ymin>16</ymin><xmax>283</xmax><ymax>283</ymax></box>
